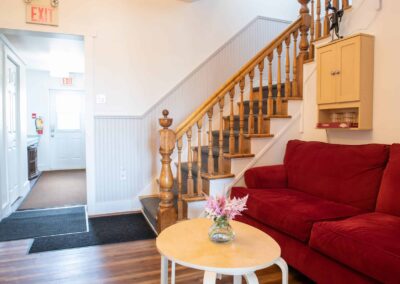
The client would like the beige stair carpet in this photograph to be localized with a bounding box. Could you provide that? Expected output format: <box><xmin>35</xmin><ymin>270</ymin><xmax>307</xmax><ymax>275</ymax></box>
<box><xmin>19</xmin><ymin>170</ymin><xmax>87</xmax><ymax>210</ymax></box>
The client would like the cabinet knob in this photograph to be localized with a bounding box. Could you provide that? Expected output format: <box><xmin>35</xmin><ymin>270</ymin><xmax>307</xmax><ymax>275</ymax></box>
<box><xmin>335</xmin><ymin>70</ymin><xmax>341</xmax><ymax>75</ymax></box>
<box><xmin>331</xmin><ymin>71</ymin><xmax>336</xmax><ymax>75</ymax></box>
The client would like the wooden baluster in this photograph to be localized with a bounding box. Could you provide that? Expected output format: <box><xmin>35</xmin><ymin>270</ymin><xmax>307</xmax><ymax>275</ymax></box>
<box><xmin>186</xmin><ymin>127</ymin><xmax>194</xmax><ymax>196</ymax></box>
<box><xmin>333</xmin><ymin>0</ymin><xmax>339</xmax><ymax>9</ymax></box>
<box><xmin>292</xmin><ymin>30</ymin><xmax>299</xmax><ymax>98</ymax></box>
<box><xmin>342</xmin><ymin>0</ymin><xmax>349</xmax><ymax>9</ymax></box>
<box><xmin>177</xmin><ymin>137</ymin><xmax>183</xmax><ymax>220</ymax></box>
<box><xmin>218</xmin><ymin>96</ymin><xmax>225</xmax><ymax>174</ymax></box>
<box><xmin>324</xmin><ymin>0</ymin><xmax>330</xmax><ymax>36</ymax></box>
<box><xmin>229</xmin><ymin>88</ymin><xmax>235</xmax><ymax>154</ymax></box>
<box><xmin>239</xmin><ymin>78</ymin><xmax>245</xmax><ymax>153</ymax></box>
<box><xmin>257</xmin><ymin>60</ymin><xmax>265</xmax><ymax>134</ymax></box>
<box><xmin>197</xmin><ymin>118</ymin><xmax>203</xmax><ymax>195</ymax></box>
<box><xmin>267</xmin><ymin>53</ymin><xmax>274</xmax><ymax>117</ymax></box>
<box><xmin>285</xmin><ymin>36</ymin><xmax>292</xmax><ymax>98</ymax></box>
<box><xmin>276</xmin><ymin>44</ymin><xmax>283</xmax><ymax>114</ymax></box>
<box><xmin>248</xmin><ymin>69</ymin><xmax>255</xmax><ymax>135</ymax></box>
<box><xmin>157</xmin><ymin>110</ymin><xmax>177</xmax><ymax>232</ymax></box>
<box><xmin>207</xmin><ymin>107</ymin><xmax>214</xmax><ymax>175</ymax></box>
<box><xmin>310</xmin><ymin>0</ymin><xmax>315</xmax><ymax>59</ymax></box>
<box><xmin>298</xmin><ymin>0</ymin><xmax>311</xmax><ymax>98</ymax></box>
<box><xmin>316</xmin><ymin>0</ymin><xmax>322</xmax><ymax>40</ymax></box>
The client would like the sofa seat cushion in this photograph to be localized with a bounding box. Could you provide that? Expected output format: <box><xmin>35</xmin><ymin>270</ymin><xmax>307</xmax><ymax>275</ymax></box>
<box><xmin>310</xmin><ymin>213</ymin><xmax>400</xmax><ymax>284</ymax></box>
<box><xmin>284</xmin><ymin>140</ymin><xmax>389</xmax><ymax>210</ymax></box>
<box><xmin>231</xmin><ymin>187</ymin><xmax>363</xmax><ymax>242</ymax></box>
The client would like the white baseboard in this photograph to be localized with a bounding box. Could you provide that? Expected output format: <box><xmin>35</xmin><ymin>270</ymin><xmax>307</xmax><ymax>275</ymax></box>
<box><xmin>88</xmin><ymin>199</ymin><xmax>142</xmax><ymax>216</ymax></box>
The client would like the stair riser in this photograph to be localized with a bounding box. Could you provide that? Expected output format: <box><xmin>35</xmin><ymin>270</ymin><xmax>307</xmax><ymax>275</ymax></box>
<box><xmin>243</xmin><ymin>100</ymin><xmax>285</xmax><ymax>116</ymax></box>
<box><xmin>223</xmin><ymin>117</ymin><xmax>270</xmax><ymax>133</ymax></box>
<box><xmin>193</xmin><ymin>148</ymin><xmax>232</xmax><ymax>175</ymax></box>
<box><xmin>211</xmin><ymin>134</ymin><xmax>239</xmax><ymax>153</ymax></box>
<box><xmin>181</xmin><ymin>170</ymin><xmax>210</xmax><ymax>196</ymax></box>
<box><xmin>254</xmin><ymin>85</ymin><xmax>286</xmax><ymax>99</ymax></box>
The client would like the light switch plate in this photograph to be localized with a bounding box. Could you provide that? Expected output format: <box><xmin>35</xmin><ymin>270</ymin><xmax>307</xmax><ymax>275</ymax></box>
<box><xmin>96</xmin><ymin>94</ymin><xmax>106</xmax><ymax>104</ymax></box>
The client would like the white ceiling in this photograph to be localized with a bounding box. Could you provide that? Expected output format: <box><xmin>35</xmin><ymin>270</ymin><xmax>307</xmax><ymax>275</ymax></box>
<box><xmin>1</xmin><ymin>30</ymin><xmax>84</xmax><ymax>74</ymax></box>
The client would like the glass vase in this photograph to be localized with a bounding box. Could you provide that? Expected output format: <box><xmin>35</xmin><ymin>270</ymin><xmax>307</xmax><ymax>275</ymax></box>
<box><xmin>208</xmin><ymin>217</ymin><xmax>235</xmax><ymax>243</ymax></box>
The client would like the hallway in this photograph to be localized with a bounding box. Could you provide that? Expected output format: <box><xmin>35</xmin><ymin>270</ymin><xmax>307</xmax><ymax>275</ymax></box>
<box><xmin>19</xmin><ymin>170</ymin><xmax>86</xmax><ymax>210</ymax></box>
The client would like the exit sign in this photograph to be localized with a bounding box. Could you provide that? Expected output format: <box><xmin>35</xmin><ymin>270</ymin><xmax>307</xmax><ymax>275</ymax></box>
<box><xmin>26</xmin><ymin>0</ymin><xmax>58</xmax><ymax>26</ymax></box>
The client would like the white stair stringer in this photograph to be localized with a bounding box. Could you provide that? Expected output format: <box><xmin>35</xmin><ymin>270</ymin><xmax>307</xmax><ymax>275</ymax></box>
<box><xmin>186</xmin><ymin>100</ymin><xmax>303</xmax><ymax>218</ymax></box>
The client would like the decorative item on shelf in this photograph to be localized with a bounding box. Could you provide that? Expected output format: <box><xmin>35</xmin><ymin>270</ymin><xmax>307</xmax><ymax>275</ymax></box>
<box><xmin>205</xmin><ymin>195</ymin><xmax>248</xmax><ymax>243</ymax></box>
<box><xmin>326</xmin><ymin>0</ymin><xmax>344</xmax><ymax>40</ymax></box>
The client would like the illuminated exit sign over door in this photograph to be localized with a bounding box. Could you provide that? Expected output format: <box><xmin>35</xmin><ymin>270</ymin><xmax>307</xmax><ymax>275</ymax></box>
<box><xmin>26</xmin><ymin>0</ymin><xmax>59</xmax><ymax>26</ymax></box>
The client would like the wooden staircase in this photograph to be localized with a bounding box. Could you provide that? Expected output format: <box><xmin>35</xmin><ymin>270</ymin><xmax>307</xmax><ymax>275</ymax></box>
<box><xmin>140</xmin><ymin>0</ymin><xmax>352</xmax><ymax>233</ymax></box>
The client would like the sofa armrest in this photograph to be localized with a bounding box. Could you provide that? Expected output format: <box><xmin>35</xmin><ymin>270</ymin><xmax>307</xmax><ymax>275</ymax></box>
<box><xmin>244</xmin><ymin>165</ymin><xmax>287</xmax><ymax>189</ymax></box>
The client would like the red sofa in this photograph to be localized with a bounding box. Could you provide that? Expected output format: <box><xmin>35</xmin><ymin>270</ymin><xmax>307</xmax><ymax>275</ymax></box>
<box><xmin>232</xmin><ymin>140</ymin><xmax>400</xmax><ymax>284</ymax></box>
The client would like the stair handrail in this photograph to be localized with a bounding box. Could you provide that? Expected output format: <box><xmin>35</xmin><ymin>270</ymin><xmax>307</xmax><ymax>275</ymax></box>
<box><xmin>175</xmin><ymin>17</ymin><xmax>303</xmax><ymax>139</ymax></box>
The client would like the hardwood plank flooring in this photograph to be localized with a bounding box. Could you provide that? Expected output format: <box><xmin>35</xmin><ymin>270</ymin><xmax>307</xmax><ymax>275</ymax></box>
<box><xmin>0</xmin><ymin>239</ymin><xmax>311</xmax><ymax>283</ymax></box>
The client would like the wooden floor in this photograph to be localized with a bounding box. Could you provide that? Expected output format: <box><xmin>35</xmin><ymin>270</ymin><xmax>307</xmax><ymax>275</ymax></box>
<box><xmin>0</xmin><ymin>239</ymin><xmax>311</xmax><ymax>284</ymax></box>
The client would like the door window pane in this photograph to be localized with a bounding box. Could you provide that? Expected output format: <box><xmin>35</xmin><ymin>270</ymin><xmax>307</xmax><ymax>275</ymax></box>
<box><xmin>56</xmin><ymin>94</ymin><xmax>82</xmax><ymax>130</ymax></box>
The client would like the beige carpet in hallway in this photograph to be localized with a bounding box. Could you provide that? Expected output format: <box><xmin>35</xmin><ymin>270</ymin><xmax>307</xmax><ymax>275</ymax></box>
<box><xmin>19</xmin><ymin>170</ymin><xmax>87</xmax><ymax>210</ymax></box>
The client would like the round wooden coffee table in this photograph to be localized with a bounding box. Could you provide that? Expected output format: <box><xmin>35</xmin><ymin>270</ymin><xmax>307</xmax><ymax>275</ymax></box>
<box><xmin>156</xmin><ymin>218</ymin><xmax>288</xmax><ymax>284</ymax></box>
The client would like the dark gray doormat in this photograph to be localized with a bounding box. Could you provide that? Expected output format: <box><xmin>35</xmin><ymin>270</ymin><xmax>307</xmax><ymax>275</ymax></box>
<box><xmin>0</xmin><ymin>206</ymin><xmax>87</xmax><ymax>242</ymax></box>
<box><xmin>29</xmin><ymin>213</ymin><xmax>156</xmax><ymax>253</ymax></box>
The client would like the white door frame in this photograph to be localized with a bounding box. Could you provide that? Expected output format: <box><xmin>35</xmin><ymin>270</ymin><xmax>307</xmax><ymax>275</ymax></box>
<box><xmin>0</xmin><ymin>30</ymin><xmax>96</xmax><ymax>218</ymax></box>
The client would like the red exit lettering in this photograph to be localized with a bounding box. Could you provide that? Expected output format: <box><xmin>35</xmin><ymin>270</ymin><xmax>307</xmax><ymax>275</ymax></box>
<box><xmin>30</xmin><ymin>6</ymin><xmax>53</xmax><ymax>24</ymax></box>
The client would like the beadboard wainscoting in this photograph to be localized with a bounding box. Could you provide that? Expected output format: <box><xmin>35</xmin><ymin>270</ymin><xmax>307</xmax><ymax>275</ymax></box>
<box><xmin>92</xmin><ymin>16</ymin><xmax>290</xmax><ymax>214</ymax></box>
<box><xmin>94</xmin><ymin>116</ymin><xmax>146</xmax><ymax>214</ymax></box>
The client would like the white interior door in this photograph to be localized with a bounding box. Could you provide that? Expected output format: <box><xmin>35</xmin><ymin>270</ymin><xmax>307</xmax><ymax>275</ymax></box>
<box><xmin>50</xmin><ymin>90</ymin><xmax>85</xmax><ymax>170</ymax></box>
<box><xmin>5</xmin><ymin>56</ymin><xmax>20</xmax><ymax>204</ymax></box>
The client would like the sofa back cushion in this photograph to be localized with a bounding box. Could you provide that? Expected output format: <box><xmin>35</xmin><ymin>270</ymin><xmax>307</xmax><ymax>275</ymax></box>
<box><xmin>376</xmin><ymin>144</ymin><xmax>400</xmax><ymax>216</ymax></box>
<box><xmin>284</xmin><ymin>140</ymin><xmax>389</xmax><ymax>210</ymax></box>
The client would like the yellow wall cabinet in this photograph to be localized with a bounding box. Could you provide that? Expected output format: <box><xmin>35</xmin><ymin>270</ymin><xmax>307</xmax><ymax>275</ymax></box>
<box><xmin>316</xmin><ymin>33</ymin><xmax>374</xmax><ymax>130</ymax></box>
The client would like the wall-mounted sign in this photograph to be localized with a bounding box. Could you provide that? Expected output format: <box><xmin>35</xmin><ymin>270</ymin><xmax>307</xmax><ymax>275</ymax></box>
<box><xmin>25</xmin><ymin>0</ymin><xmax>59</xmax><ymax>26</ymax></box>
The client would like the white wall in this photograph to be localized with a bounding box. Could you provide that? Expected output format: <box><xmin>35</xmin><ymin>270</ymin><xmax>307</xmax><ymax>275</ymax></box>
<box><xmin>300</xmin><ymin>0</ymin><xmax>400</xmax><ymax>145</ymax></box>
<box><xmin>26</xmin><ymin>70</ymin><xmax>84</xmax><ymax>171</ymax></box>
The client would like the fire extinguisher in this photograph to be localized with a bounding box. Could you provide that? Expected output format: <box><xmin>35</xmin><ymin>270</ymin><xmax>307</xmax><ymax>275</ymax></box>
<box><xmin>35</xmin><ymin>117</ymin><xmax>44</xmax><ymax>135</ymax></box>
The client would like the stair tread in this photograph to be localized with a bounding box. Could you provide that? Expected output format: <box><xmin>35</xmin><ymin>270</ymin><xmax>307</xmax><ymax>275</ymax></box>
<box><xmin>223</xmin><ymin>114</ymin><xmax>270</xmax><ymax>120</ymax></box>
<box><xmin>253</xmin><ymin>84</ymin><xmax>285</xmax><ymax>92</ymax></box>
<box><xmin>180</xmin><ymin>162</ymin><xmax>235</xmax><ymax>180</ymax></box>
<box><xmin>193</xmin><ymin>146</ymin><xmax>222</xmax><ymax>156</ymax></box>
<box><xmin>211</xmin><ymin>130</ymin><xmax>240</xmax><ymax>137</ymax></box>
<box><xmin>140</xmin><ymin>196</ymin><xmax>159</xmax><ymax>227</ymax></box>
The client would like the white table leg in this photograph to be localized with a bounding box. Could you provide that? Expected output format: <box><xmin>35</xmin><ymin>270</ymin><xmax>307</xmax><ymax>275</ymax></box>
<box><xmin>161</xmin><ymin>255</ymin><xmax>168</xmax><ymax>284</ymax></box>
<box><xmin>275</xmin><ymin>257</ymin><xmax>289</xmax><ymax>284</ymax></box>
<box><xmin>233</xmin><ymin>275</ymin><xmax>242</xmax><ymax>284</ymax></box>
<box><xmin>203</xmin><ymin>271</ymin><xmax>217</xmax><ymax>284</ymax></box>
<box><xmin>171</xmin><ymin>261</ymin><xmax>176</xmax><ymax>284</ymax></box>
<box><xmin>244</xmin><ymin>272</ymin><xmax>259</xmax><ymax>284</ymax></box>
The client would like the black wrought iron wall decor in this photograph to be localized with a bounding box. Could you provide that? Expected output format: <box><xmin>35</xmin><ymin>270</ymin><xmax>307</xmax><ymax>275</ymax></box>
<box><xmin>326</xmin><ymin>0</ymin><xmax>344</xmax><ymax>40</ymax></box>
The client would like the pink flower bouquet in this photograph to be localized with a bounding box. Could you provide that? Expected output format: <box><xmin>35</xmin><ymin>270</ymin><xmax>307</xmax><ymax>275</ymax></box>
<box><xmin>205</xmin><ymin>194</ymin><xmax>249</xmax><ymax>221</ymax></box>
<box><xmin>205</xmin><ymin>194</ymin><xmax>248</xmax><ymax>242</ymax></box>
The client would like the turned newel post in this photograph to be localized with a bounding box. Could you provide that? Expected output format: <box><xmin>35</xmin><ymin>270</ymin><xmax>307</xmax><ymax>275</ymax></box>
<box><xmin>157</xmin><ymin>109</ymin><xmax>177</xmax><ymax>233</ymax></box>
<box><xmin>297</xmin><ymin>0</ymin><xmax>311</xmax><ymax>97</ymax></box>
